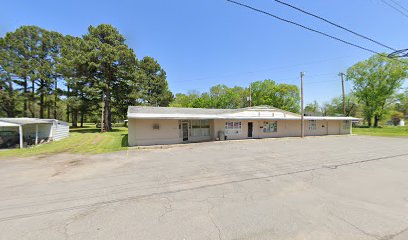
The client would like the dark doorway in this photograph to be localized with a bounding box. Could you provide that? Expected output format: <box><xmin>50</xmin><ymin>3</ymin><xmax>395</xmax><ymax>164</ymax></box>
<box><xmin>182</xmin><ymin>122</ymin><xmax>189</xmax><ymax>141</ymax></box>
<box><xmin>248</xmin><ymin>122</ymin><xmax>253</xmax><ymax>138</ymax></box>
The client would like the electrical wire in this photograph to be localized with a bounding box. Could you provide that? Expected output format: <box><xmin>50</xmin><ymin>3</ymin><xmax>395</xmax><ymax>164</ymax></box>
<box><xmin>226</xmin><ymin>0</ymin><xmax>381</xmax><ymax>55</ymax></box>
<box><xmin>388</xmin><ymin>0</ymin><xmax>408</xmax><ymax>14</ymax></box>
<box><xmin>381</xmin><ymin>0</ymin><xmax>408</xmax><ymax>18</ymax></box>
<box><xmin>272</xmin><ymin>0</ymin><xmax>397</xmax><ymax>51</ymax></box>
<box><xmin>226</xmin><ymin>0</ymin><xmax>408</xmax><ymax>65</ymax></box>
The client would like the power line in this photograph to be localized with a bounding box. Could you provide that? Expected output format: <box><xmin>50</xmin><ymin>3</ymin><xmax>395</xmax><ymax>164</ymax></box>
<box><xmin>226</xmin><ymin>0</ymin><xmax>381</xmax><ymax>55</ymax></box>
<box><xmin>226</xmin><ymin>0</ymin><xmax>408</xmax><ymax>65</ymax></box>
<box><xmin>388</xmin><ymin>0</ymin><xmax>408</xmax><ymax>14</ymax></box>
<box><xmin>272</xmin><ymin>0</ymin><xmax>397</xmax><ymax>51</ymax></box>
<box><xmin>381</xmin><ymin>0</ymin><xmax>408</xmax><ymax>18</ymax></box>
<box><xmin>170</xmin><ymin>55</ymin><xmax>354</xmax><ymax>84</ymax></box>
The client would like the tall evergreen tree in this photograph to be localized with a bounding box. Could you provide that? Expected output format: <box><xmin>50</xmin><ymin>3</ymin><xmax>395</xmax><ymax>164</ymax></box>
<box><xmin>82</xmin><ymin>24</ymin><xmax>137</xmax><ymax>131</ymax></box>
<box><xmin>0</xmin><ymin>26</ymin><xmax>43</xmax><ymax>117</ymax></box>
<box><xmin>137</xmin><ymin>56</ymin><xmax>173</xmax><ymax>106</ymax></box>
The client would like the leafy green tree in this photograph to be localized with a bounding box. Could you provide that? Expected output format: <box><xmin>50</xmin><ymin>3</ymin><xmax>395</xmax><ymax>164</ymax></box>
<box><xmin>304</xmin><ymin>100</ymin><xmax>321</xmax><ymax>115</ymax></box>
<box><xmin>170</xmin><ymin>92</ymin><xmax>201</xmax><ymax>107</ymax></box>
<box><xmin>320</xmin><ymin>94</ymin><xmax>361</xmax><ymax>117</ymax></box>
<box><xmin>347</xmin><ymin>54</ymin><xmax>408</xmax><ymax>127</ymax></box>
<box><xmin>137</xmin><ymin>56</ymin><xmax>173</xmax><ymax>106</ymax></box>
<box><xmin>395</xmin><ymin>89</ymin><xmax>408</xmax><ymax>117</ymax></box>
<box><xmin>251</xmin><ymin>80</ymin><xmax>300</xmax><ymax>112</ymax></box>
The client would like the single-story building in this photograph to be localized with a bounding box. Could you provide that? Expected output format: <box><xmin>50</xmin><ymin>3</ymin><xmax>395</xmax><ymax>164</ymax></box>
<box><xmin>127</xmin><ymin>106</ymin><xmax>359</xmax><ymax>146</ymax></box>
<box><xmin>0</xmin><ymin>118</ymin><xmax>69</xmax><ymax>148</ymax></box>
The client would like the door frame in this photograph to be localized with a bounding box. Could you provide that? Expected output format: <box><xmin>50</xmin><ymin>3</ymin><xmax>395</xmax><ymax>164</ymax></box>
<box><xmin>248</xmin><ymin>122</ymin><xmax>253</xmax><ymax>138</ymax></box>
<box><xmin>182</xmin><ymin>122</ymin><xmax>189</xmax><ymax>141</ymax></box>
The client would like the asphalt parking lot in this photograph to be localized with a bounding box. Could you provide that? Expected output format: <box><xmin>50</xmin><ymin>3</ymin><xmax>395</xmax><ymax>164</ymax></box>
<box><xmin>0</xmin><ymin>135</ymin><xmax>408</xmax><ymax>240</ymax></box>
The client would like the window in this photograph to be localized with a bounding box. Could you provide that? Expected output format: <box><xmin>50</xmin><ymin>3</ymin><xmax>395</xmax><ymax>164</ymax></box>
<box><xmin>225</xmin><ymin>121</ymin><xmax>242</xmax><ymax>135</ymax></box>
<box><xmin>308</xmin><ymin>120</ymin><xmax>317</xmax><ymax>131</ymax></box>
<box><xmin>343</xmin><ymin>120</ymin><xmax>351</xmax><ymax>130</ymax></box>
<box><xmin>263</xmin><ymin>121</ymin><xmax>277</xmax><ymax>133</ymax></box>
<box><xmin>191</xmin><ymin>120</ymin><xmax>210</xmax><ymax>137</ymax></box>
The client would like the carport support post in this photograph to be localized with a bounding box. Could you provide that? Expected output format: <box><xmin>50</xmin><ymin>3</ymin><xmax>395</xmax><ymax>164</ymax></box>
<box><xmin>35</xmin><ymin>124</ymin><xmax>38</xmax><ymax>145</ymax></box>
<box><xmin>19</xmin><ymin>125</ymin><xmax>23</xmax><ymax>149</ymax></box>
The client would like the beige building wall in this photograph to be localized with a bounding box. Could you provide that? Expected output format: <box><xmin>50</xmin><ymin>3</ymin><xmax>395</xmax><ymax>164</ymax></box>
<box><xmin>128</xmin><ymin>119</ymin><xmax>213</xmax><ymax>146</ymax></box>
<box><xmin>128</xmin><ymin>119</ymin><xmax>181</xmax><ymax>146</ymax></box>
<box><xmin>128</xmin><ymin>118</ymin><xmax>352</xmax><ymax>146</ymax></box>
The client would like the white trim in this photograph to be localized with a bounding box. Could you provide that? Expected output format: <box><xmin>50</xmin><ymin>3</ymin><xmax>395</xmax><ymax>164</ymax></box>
<box><xmin>128</xmin><ymin>113</ymin><xmax>359</xmax><ymax>121</ymax></box>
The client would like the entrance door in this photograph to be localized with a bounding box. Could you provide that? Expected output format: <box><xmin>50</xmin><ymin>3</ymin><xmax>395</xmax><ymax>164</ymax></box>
<box><xmin>182</xmin><ymin>122</ymin><xmax>189</xmax><ymax>141</ymax></box>
<box><xmin>248</xmin><ymin>122</ymin><xmax>253</xmax><ymax>138</ymax></box>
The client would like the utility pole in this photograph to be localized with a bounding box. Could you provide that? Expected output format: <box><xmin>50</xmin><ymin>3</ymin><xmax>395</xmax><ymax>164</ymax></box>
<box><xmin>300</xmin><ymin>72</ymin><xmax>304</xmax><ymax>138</ymax></box>
<box><xmin>249</xmin><ymin>82</ymin><xmax>252</xmax><ymax>107</ymax></box>
<box><xmin>339</xmin><ymin>73</ymin><xmax>346</xmax><ymax>116</ymax></box>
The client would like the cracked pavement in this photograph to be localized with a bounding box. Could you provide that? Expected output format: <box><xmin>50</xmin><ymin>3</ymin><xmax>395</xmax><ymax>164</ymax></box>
<box><xmin>0</xmin><ymin>135</ymin><xmax>408</xmax><ymax>239</ymax></box>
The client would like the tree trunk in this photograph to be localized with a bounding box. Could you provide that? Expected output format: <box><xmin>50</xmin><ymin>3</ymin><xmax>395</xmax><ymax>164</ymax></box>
<box><xmin>31</xmin><ymin>79</ymin><xmax>35</xmax><ymax>118</ymax></box>
<box><xmin>40</xmin><ymin>79</ymin><xmax>45</xmax><ymax>119</ymax></box>
<box><xmin>23</xmin><ymin>78</ymin><xmax>28</xmax><ymax>117</ymax></box>
<box><xmin>80</xmin><ymin>111</ymin><xmax>84</xmax><ymax>128</ymax></box>
<box><xmin>54</xmin><ymin>79</ymin><xmax>58</xmax><ymax>119</ymax></box>
<box><xmin>103</xmin><ymin>89</ymin><xmax>112</xmax><ymax>131</ymax></box>
<box><xmin>367</xmin><ymin>117</ymin><xmax>372</xmax><ymax>127</ymax></box>
<box><xmin>66</xmin><ymin>84</ymin><xmax>70</xmax><ymax>122</ymax></box>
<box><xmin>4</xmin><ymin>77</ymin><xmax>15</xmax><ymax>117</ymax></box>
<box><xmin>47</xmin><ymin>99</ymin><xmax>51</xmax><ymax>119</ymax></box>
<box><xmin>374</xmin><ymin>115</ymin><xmax>379</xmax><ymax>128</ymax></box>
<box><xmin>72</xmin><ymin>111</ymin><xmax>78</xmax><ymax>128</ymax></box>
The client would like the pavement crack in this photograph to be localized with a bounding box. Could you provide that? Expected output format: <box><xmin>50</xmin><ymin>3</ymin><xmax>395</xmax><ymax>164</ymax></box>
<box><xmin>206</xmin><ymin>199</ymin><xmax>222</xmax><ymax>240</ymax></box>
<box><xmin>334</xmin><ymin>215</ymin><xmax>379</xmax><ymax>239</ymax></box>
<box><xmin>158</xmin><ymin>196</ymin><xmax>173</xmax><ymax>222</ymax></box>
<box><xmin>379</xmin><ymin>225</ymin><xmax>408</xmax><ymax>240</ymax></box>
<box><xmin>60</xmin><ymin>207</ymin><xmax>101</xmax><ymax>240</ymax></box>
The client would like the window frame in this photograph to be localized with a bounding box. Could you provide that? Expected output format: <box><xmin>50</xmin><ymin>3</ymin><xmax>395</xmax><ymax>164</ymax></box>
<box><xmin>342</xmin><ymin>120</ymin><xmax>351</xmax><ymax>130</ymax></box>
<box><xmin>308</xmin><ymin>120</ymin><xmax>317</xmax><ymax>131</ymax></box>
<box><xmin>263</xmin><ymin>121</ymin><xmax>278</xmax><ymax>133</ymax></box>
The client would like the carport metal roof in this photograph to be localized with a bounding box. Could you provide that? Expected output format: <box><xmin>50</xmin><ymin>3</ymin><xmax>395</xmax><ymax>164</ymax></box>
<box><xmin>0</xmin><ymin>121</ymin><xmax>20</xmax><ymax>127</ymax></box>
<box><xmin>0</xmin><ymin>118</ymin><xmax>51</xmax><ymax>126</ymax></box>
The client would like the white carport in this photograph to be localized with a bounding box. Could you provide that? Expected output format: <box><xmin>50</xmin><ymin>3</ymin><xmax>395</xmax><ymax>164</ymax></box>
<box><xmin>0</xmin><ymin>121</ymin><xmax>22</xmax><ymax>148</ymax></box>
<box><xmin>0</xmin><ymin>118</ymin><xmax>69</xmax><ymax>149</ymax></box>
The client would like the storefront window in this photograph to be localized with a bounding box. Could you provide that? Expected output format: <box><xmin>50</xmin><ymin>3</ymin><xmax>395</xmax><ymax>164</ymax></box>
<box><xmin>263</xmin><ymin>121</ymin><xmax>277</xmax><ymax>133</ymax></box>
<box><xmin>225</xmin><ymin>121</ymin><xmax>242</xmax><ymax>135</ymax></box>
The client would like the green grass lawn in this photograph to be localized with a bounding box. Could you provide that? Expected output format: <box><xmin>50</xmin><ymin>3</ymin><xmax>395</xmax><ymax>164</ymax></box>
<box><xmin>353</xmin><ymin>126</ymin><xmax>408</xmax><ymax>137</ymax></box>
<box><xmin>0</xmin><ymin>124</ymin><xmax>128</xmax><ymax>158</ymax></box>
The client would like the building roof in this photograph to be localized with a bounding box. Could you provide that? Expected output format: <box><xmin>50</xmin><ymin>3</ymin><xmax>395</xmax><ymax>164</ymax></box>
<box><xmin>0</xmin><ymin>118</ymin><xmax>55</xmax><ymax>126</ymax></box>
<box><xmin>128</xmin><ymin>106</ymin><xmax>359</xmax><ymax>121</ymax></box>
<box><xmin>128</xmin><ymin>106</ymin><xmax>237</xmax><ymax>115</ymax></box>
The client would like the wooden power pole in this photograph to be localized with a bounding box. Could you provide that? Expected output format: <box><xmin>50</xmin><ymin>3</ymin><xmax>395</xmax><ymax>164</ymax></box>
<box><xmin>339</xmin><ymin>73</ymin><xmax>346</xmax><ymax>115</ymax></box>
<box><xmin>249</xmin><ymin>82</ymin><xmax>252</xmax><ymax>107</ymax></box>
<box><xmin>300</xmin><ymin>72</ymin><xmax>305</xmax><ymax>138</ymax></box>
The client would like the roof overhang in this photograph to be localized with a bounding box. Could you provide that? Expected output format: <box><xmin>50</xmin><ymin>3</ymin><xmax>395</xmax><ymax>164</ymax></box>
<box><xmin>0</xmin><ymin>118</ymin><xmax>53</xmax><ymax>126</ymax></box>
<box><xmin>127</xmin><ymin>113</ymin><xmax>359</xmax><ymax>121</ymax></box>
<box><xmin>0</xmin><ymin>121</ymin><xmax>20</xmax><ymax>127</ymax></box>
